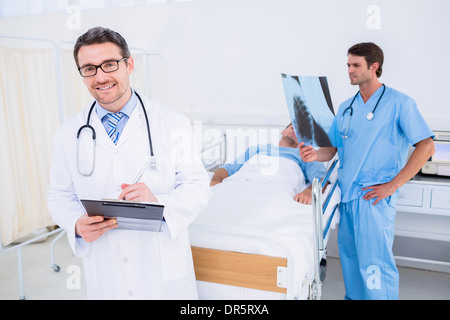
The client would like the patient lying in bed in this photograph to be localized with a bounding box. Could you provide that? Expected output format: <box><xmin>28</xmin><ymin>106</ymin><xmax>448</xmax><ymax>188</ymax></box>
<box><xmin>191</xmin><ymin>125</ymin><xmax>340</xmax><ymax>299</ymax></box>
<box><xmin>210</xmin><ymin>124</ymin><xmax>326</xmax><ymax>204</ymax></box>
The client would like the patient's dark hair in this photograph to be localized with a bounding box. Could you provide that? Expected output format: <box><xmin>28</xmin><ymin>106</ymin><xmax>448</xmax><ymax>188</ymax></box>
<box><xmin>348</xmin><ymin>42</ymin><xmax>384</xmax><ymax>78</ymax></box>
<box><xmin>73</xmin><ymin>26</ymin><xmax>130</xmax><ymax>67</ymax></box>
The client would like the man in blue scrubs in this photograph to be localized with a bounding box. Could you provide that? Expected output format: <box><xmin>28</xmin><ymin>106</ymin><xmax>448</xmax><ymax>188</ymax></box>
<box><xmin>299</xmin><ymin>42</ymin><xmax>435</xmax><ymax>299</ymax></box>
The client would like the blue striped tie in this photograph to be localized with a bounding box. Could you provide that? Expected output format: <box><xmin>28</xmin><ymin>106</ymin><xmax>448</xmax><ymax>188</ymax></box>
<box><xmin>106</xmin><ymin>112</ymin><xmax>124</xmax><ymax>144</ymax></box>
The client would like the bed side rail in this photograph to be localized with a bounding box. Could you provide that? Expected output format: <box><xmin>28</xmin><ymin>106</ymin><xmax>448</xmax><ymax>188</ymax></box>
<box><xmin>200</xmin><ymin>132</ymin><xmax>227</xmax><ymax>171</ymax></box>
<box><xmin>311</xmin><ymin>177</ymin><xmax>323</xmax><ymax>300</ymax></box>
<box><xmin>320</xmin><ymin>158</ymin><xmax>339</xmax><ymax>234</ymax></box>
<box><xmin>311</xmin><ymin>158</ymin><xmax>339</xmax><ymax>300</ymax></box>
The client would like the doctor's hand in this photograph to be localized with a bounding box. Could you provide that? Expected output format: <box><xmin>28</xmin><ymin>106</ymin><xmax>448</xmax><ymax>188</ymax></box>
<box><xmin>362</xmin><ymin>181</ymin><xmax>397</xmax><ymax>205</ymax></box>
<box><xmin>75</xmin><ymin>215</ymin><xmax>118</xmax><ymax>242</ymax></box>
<box><xmin>298</xmin><ymin>142</ymin><xmax>317</xmax><ymax>162</ymax></box>
<box><xmin>119</xmin><ymin>182</ymin><xmax>159</xmax><ymax>202</ymax></box>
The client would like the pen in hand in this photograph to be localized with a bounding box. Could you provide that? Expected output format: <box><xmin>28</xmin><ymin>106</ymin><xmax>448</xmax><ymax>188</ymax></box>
<box><xmin>121</xmin><ymin>169</ymin><xmax>144</xmax><ymax>200</ymax></box>
<box><xmin>119</xmin><ymin>168</ymin><xmax>158</xmax><ymax>203</ymax></box>
<box><xmin>132</xmin><ymin>168</ymin><xmax>144</xmax><ymax>184</ymax></box>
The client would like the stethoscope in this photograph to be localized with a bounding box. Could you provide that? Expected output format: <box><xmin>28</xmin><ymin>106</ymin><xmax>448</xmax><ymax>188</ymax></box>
<box><xmin>76</xmin><ymin>91</ymin><xmax>156</xmax><ymax>176</ymax></box>
<box><xmin>339</xmin><ymin>84</ymin><xmax>386</xmax><ymax>139</ymax></box>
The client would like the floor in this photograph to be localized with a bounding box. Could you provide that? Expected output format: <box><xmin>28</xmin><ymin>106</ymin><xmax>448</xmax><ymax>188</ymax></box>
<box><xmin>1</xmin><ymin>231</ymin><xmax>449</xmax><ymax>300</ymax></box>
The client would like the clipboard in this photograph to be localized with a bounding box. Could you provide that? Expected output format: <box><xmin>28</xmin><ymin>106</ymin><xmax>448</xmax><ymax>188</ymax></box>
<box><xmin>80</xmin><ymin>199</ymin><xmax>164</xmax><ymax>232</ymax></box>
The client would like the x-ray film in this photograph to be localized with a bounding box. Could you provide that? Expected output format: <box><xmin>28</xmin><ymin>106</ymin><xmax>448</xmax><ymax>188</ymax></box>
<box><xmin>281</xmin><ymin>74</ymin><xmax>335</xmax><ymax>147</ymax></box>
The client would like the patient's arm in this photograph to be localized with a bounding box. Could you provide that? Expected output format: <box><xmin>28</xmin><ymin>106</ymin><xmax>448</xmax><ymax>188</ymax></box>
<box><xmin>294</xmin><ymin>181</ymin><xmax>329</xmax><ymax>205</ymax></box>
<box><xmin>294</xmin><ymin>186</ymin><xmax>312</xmax><ymax>205</ymax></box>
<box><xmin>210</xmin><ymin>168</ymin><xmax>229</xmax><ymax>186</ymax></box>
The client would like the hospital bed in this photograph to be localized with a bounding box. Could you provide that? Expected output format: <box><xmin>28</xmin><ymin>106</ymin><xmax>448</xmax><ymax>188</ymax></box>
<box><xmin>189</xmin><ymin>123</ymin><xmax>340</xmax><ymax>300</ymax></box>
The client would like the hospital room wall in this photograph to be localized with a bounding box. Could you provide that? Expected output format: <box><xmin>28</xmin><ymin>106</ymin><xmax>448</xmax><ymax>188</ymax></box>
<box><xmin>146</xmin><ymin>0</ymin><xmax>450</xmax><ymax>131</ymax></box>
<box><xmin>0</xmin><ymin>0</ymin><xmax>449</xmax><ymax>131</ymax></box>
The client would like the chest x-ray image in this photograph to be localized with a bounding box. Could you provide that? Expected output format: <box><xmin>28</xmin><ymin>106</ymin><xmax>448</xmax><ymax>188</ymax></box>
<box><xmin>281</xmin><ymin>74</ymin><xmax>335</xmax><ymax>147</ymax></box>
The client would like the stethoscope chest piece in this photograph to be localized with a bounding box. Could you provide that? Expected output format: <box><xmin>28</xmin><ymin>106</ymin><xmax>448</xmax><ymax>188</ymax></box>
<box><xmin>149</xmin><ymin>155</ymin><xmax>157</xmax><ymax>172</ymax></box>
<box><xmin>339</xmin><ymin>84</ymin><xmax>385</xmax><ymax>138</ymax></box>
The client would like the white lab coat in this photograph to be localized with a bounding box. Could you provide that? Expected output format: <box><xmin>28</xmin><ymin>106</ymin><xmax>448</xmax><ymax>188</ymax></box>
<box><xmin>48</xmin><ymin>94</ymin><xmax>211</xmax><ymax>299</ymax></box>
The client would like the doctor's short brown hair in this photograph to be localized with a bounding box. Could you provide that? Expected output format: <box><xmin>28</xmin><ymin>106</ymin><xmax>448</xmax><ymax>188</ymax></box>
<box><xmin>348</xmin><ymin>42</ymin><xmax>384</xmax><ymax>78</ymax></box>
<box><xmin>73</xmin><ymin>26</ymin><xmax>131</xmax><ymax>68</ymax></box>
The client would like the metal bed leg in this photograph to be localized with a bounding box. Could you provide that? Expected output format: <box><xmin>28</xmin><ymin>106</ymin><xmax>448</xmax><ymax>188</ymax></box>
<box><xmin>50</xmin><ymin>229</ymin><xmax>66</xmax><ymax>272</ymax></box>
<box><xmin>17</xmin><ymin>247</ymin><xmax>26</xmax><ymax>300</ymax></box>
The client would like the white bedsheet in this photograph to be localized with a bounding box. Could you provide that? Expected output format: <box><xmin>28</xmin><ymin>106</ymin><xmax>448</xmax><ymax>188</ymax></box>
<box><xmin>189</xmin><ymin>155</ymin><xmax>341</xmax><ymax>298</ymax></box>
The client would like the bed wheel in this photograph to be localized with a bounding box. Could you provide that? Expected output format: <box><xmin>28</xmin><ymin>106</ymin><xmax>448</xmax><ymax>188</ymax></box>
<box><xmin>52</xmin><ymin>264</ymin><xmax>60</xmax><ymax>272</ymax></box>
<box><xmin>319</xmin><ymin>258</ymin><xmax>327</xmax><ymax>282</ymax></box>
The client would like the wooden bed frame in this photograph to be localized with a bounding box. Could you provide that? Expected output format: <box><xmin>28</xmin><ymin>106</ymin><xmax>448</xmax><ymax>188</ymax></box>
<box><xmin>191</xmin><ymin>246</ymin><xmax>287</xmax><ymax>294</ymax></box>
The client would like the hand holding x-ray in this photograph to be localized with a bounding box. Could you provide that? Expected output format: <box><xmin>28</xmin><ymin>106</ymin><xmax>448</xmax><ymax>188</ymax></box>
<box><xmin>298</xmin><ymin>142</ymin><xmax>318</xmax><ymax>162</ymax></box>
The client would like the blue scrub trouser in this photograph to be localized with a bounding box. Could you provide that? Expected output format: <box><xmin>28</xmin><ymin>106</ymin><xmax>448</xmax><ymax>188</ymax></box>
<box><xmin>338</xmin><ymin>196</ymin><xmax>399</xmax><ymax>300</ymax></box>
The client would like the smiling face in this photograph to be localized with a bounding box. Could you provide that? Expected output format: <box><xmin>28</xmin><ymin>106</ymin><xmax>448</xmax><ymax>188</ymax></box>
<box><xmin>77</xmin><ymin>42</ymin><xmax>134</xmax><ymax>112</ymax></box>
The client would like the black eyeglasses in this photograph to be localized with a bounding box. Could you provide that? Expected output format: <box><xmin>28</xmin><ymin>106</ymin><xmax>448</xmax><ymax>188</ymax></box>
<box><xmin>78</xmin><ymin>57</ymin><xmax>128</xmax><ymax>77</ymax></box>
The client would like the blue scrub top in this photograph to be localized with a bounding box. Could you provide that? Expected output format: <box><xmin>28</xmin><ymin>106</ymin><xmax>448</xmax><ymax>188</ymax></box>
<box><xmin>221</xmin><ymin>144</ymin><xmax>326</xmax><ymax>184</ymax></box>
<box><xmin>329</xmin><ymin>85</ymin><xmax>434</xmax><ymax>202</ymax></box>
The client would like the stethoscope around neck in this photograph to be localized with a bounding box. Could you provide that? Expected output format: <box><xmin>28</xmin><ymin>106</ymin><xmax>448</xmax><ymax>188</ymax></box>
<box><xmin>76</xmin><ymin>90</ymin><xmax>156</xmax><ymax>176</ymax></box>
<box><xmin>339</xmin><ymin>84</ymin><xmax>386</xmax><ymax>139</ymax></box>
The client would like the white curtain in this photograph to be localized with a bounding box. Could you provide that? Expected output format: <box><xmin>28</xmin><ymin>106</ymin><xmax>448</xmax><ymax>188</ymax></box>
<box><xmin>0</xmin><ymin>47</ymin><xmax>60</xmax><ymax>245</ymax></box>
<box><xmin>59</xmin><ymin>48</ymin><xmax>91</xmax><ymax>119</ymax></box>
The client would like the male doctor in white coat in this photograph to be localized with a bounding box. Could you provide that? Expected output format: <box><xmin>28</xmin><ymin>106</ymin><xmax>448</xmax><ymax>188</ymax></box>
<box><xmin>48</xmin><ymin>27</ymin><xmax>211</xmax><ymax>299</ymax></box>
